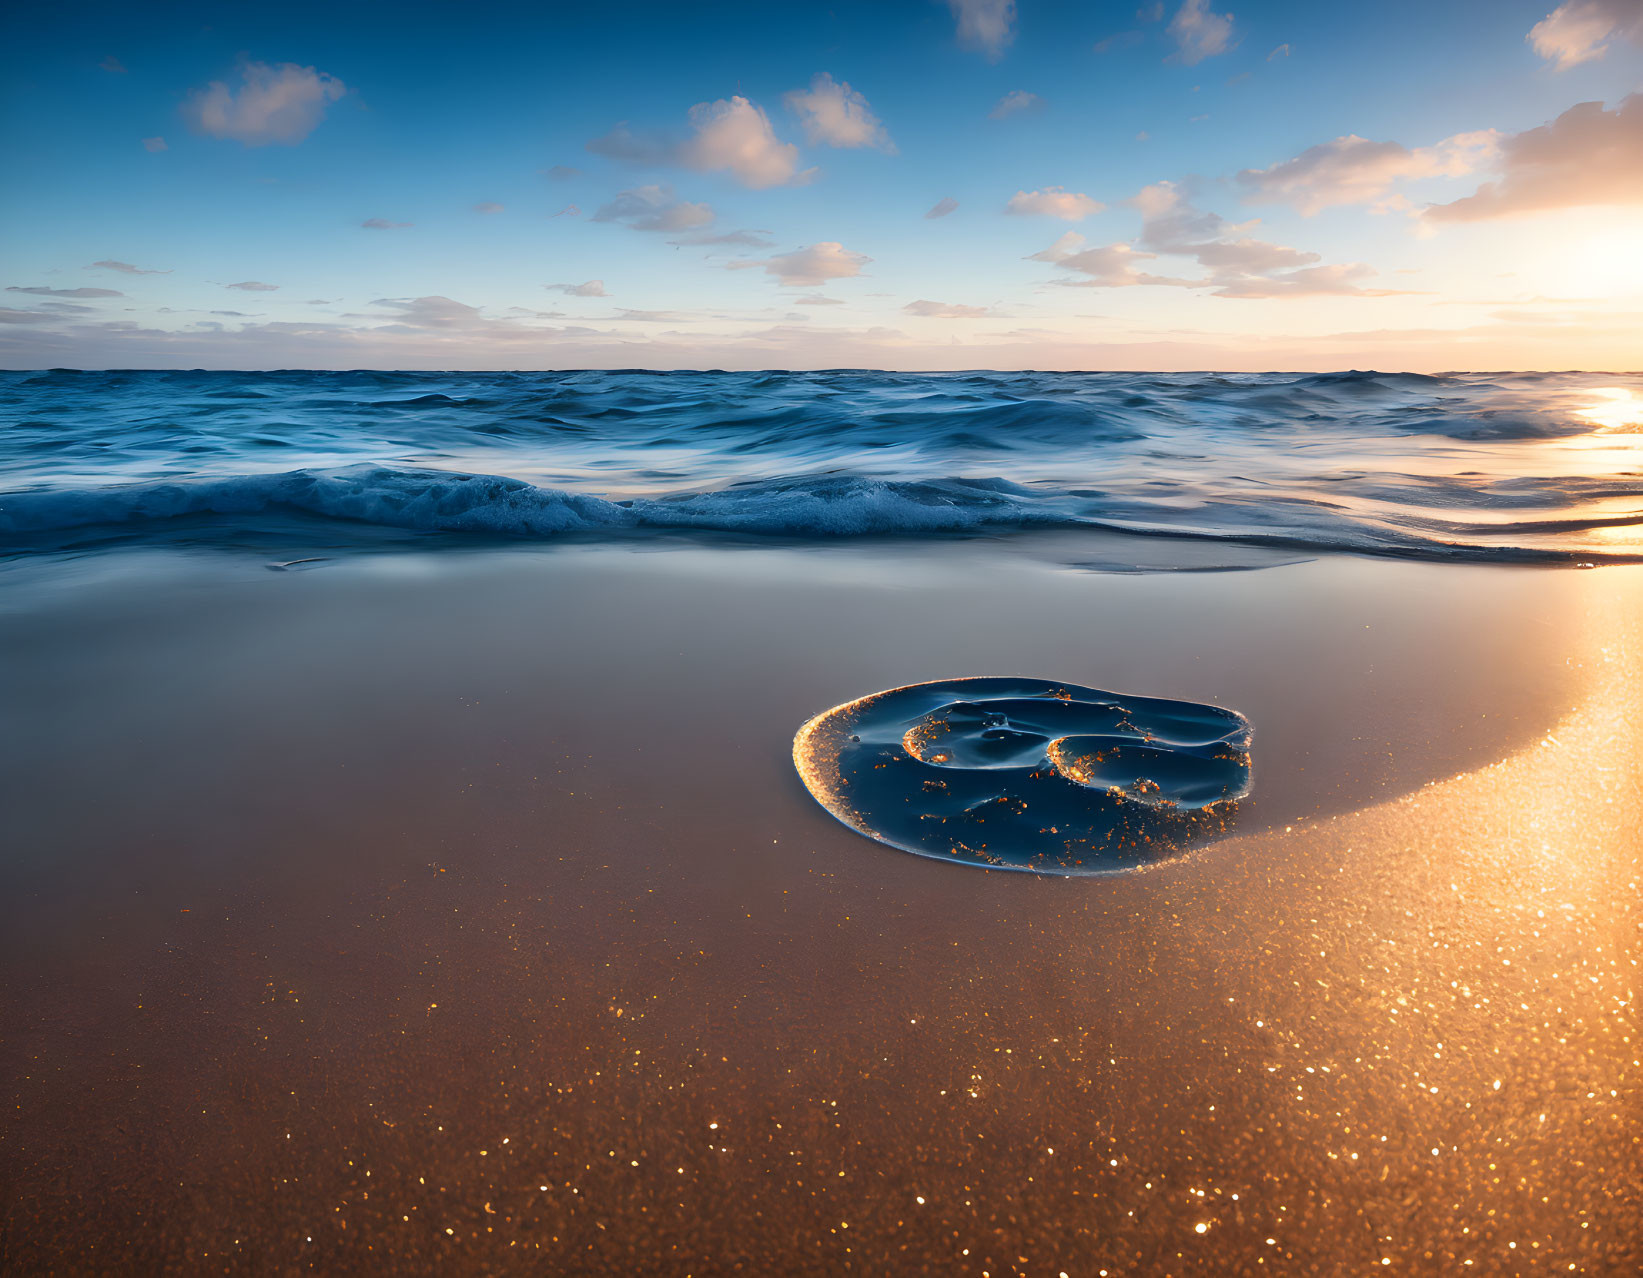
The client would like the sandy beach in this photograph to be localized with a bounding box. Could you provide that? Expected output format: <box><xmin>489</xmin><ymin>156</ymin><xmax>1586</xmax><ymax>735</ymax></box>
<box><xmin>2</xmin><ymin>539</ymin><xmax>1637</xmax><ymax>1274</ymax></box>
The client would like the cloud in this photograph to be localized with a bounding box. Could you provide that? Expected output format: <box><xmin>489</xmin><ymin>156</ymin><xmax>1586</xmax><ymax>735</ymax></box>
<box><xmin>1027</xmin><ymin>233</ymin><xmax>1195</xmax><ymax>287</ymax></box>
<box><xmin>989</xmin><ymin>90</ymin><xmax>1044</xmax><ymax>119</ymax></box>
<box><xmin>473</xmin><ymin>202</ymin><xmax>504</xmax><ymax>214</ymax></box>
<box><xmin>681</xmin><ymin>96</ymin><xmax>810</xmax><ymax>188</ymax></box>
<box><xmin>589</xmin><ymin>96</ymin><xmax>813</xmax><ymax>189</ymax></box>
<box><xmin>371</xmin><ymin>296</ymin><xmax>490</xmax><ymax>329</ymax></box>
<box><xmin>1094</xmin><ymin>31</ymin><xmax>1145</xmax><ymax>54</ymax></box>
<box><xmin>546</xmin><ymin>280</ymin><xmax>608</xmax><ymax>297</ymax></box>
<box><xmin>1528</xmin><ymin>0</ymin><xmax>1643</xmax><ymax>69</ymax></box>
<box><xmin>544</xmin><ymin>165</ymin><xmax>582</xmax><ymax>180</ymax></box>
<box><xmin>7</xmin><ymin>286</ymin><xmax>124</xmax><ymax>298</ymax></box>
<box><xmin>1141</xmin><ymin>182</ymin><xmax>1400</xmax><ymax>295</ymax></box>
<box><xmin>142</xmin><ymin>136</ymin><xmax>168</xmax><ymax>152</ymax></box>
<box><xmin>1167</xmin><ymin>0</ymin><xmax>1237</xmax><ymax>64</ymax></box>
<box><xmin>1138</xmin><ymin>2</ymin><xmax>1166</xmax><ymax>20</ymax></box>
<box><xmin>1209</xmin><ymin>263</ymin><xmax>1389</xmax><ymax>298</ymax></box>
<box><xmin>92</xmin><ymin>260</ymin><xmax>169</xmax><ymax>274</ymax></box>
<box><xmin>1236</xmin><ymin>130</ymin><xmax>1499</xmax><ymax>214</ymax></box>
<box><xmin>586</xmin><ymin>123</ymin><xmax>671</xmax><ymax>165</ymax></box>
<box><xmin>794</xmin><ymin>293</ymin><xmax>844</xmax><ymax>305</ymax></box>
<box><xmin>947</xmin><ymin>0</ymin><xmax>1017</xmax><ymax>60</ymax></box>
<box><xmin>1425</xmin><ymin>95</ymin><xmax>1643</xmax><ymax>221</ymax></box>
<box><xmin>362</xmin><ymin>218</ymin><xmax>413</xmax><ymax>229</ymax></box>
<box><xmin>730</xmin><ymin>242</ymin><xmax>871</xmax><ymax>286</ymax></box>
<box><xmin>1029</xmin><ymin>183</ymin><xmax>1402</xmax><ymax>297</ymax></box>
<box><xmin>602</xmin><ymin>309</ymin><xmax>692</xmax><ymax>323</ymax></box>
<box><xmin>0</xmin><ymin>308</ymin><xmax>57</xmax><ymax>325</ymax></box>
<box><xmin>592</xmin><ymin>185</ymin><xmax>715</xmax><ymax>232</ymax></box>
<box><xmin>227</xmin><ymin>281</ymin><xmax>279</xmax><ymax>291</ymax></box>
<box><xmin>784</xmin><ymin>73</ymin><xmax>895</xmax><ymax>151</ymax></box>
<box><xmin>925</xmin><ymin>196</ymin><xmax>960</xmax><ymax>219</ymax></box>
<box><xmin>1005</xmin><ymin>187</ymin><xmax>1105</xmax><ymax>220</ymax></box>
<box><xmin>551</xmin><ymin>204</ymin><xmax>580</xmax><ymax>218</ymax></box>
<box><xmin>903</xmin><ymin>299</ymin><xmax>997</xmax><ymax>317</ymax></box>
<box><xmin>100</xmin><ymin>55</ymin><xmax>126</xmax><ymax>73</ymax></box>
<box><xmin>668</xmin><ymin>229</ymin><xmax>776</xmax><ymax>248</ymax></box>
<box><xmin>1267</xmin><ymin>43</ymin><xmax>1291</xmax><ymax>60</ymax></box>
<box><xmin>182</xmin><ymin>61</ymin><xmax>346</xmax><ymax>147</ymax></box>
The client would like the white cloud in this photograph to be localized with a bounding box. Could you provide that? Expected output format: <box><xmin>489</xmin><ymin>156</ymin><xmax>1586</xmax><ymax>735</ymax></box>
<box><xmin>784</xmin><ymin>73</ymin><xmax>895</xmax><ymax>151</ymax></box>
<box><xmin>1140</xmin><ymin>182</ymin><xmax>1398</xmax><ymax>294</ymax></box>
<box><xmin>473</xmin><ymin>202</ymin><xmax>504</xmax><ymax>214</ymax></box>
<box><xmin>588</xmin><ymin>96</ymin><xmax>813</xmax><ymax>189</ymax></box>
<box><xmin>7</xmin><ymin>286</ymin><xmax>124</xmax><ymax>298</ymax></box>
<box><xmin>682</xmin><ymin>96</ymin><xmax>810</xmax><ymax>188</ymax></box>
<box><xmin>1005</xmin><ymin>187</ymin><xmax>1105</xmax><ymax>220</ymax></box>
<box><xmin>903</xmin><ymin>299</ymin><xmax>996</xmax><ymax>317</ymax></box>
<box><xmin>947</xmin><ymin>0</ymin><xmax>1017</xmax><ymax>60</ymax></box>
<box><xmin>925</xmin><ymin>197</ymin><xmax>960</xmax><ymax>219</ymax></box>
<box><xmin>547</xmin><ymin>280</ymin><xmax>608</xmax><ymax>297</ymax></box>
<box><xmin>1236</xmin><ymin>130</ymin><xmax>1499</xmax><ymax>214</ymax></box>
<box><xmin>592</xmin><ymin>185</ymin><xmax>715</xmax><ymax>232</ymax></box>
<box><xmin>372</xmin><ymin>296</ymin><xmax>488</xmax><ymax>329</ymax></box>
<box><xmin>1425</xmin><ymin>94</ymin><xmax>1643</xmax><ymax>221</ymax></box>
<box><xmin>989</xmin><ymin>90</ymin><xmax>1044</xmax><ymax>119</ymax></box>
<box><xmin>794</xmin><ymin>293</ymin><xmax>845</xmax><ymax>305</ymax></box>
<box><xmin>1267</xmin><ymin>43</ymin><xmax>1291</xmax><ymax>60</ymax></box>
<box><xmin>100</xmin><ymin>55</ymin><xmax>126</xmax><ymax>73</ymax></box>
<box><xmin>91</xmin><ymin>260</ymin><xmax>169</xmax><ymax>274</ymax></box>
<box><xmin>544</xmin><ymin>165</ymin><xmax>582</xmax><ymax>181</ymax></box>
<box><xmin>731</xmin><ymin>242</ymin><xmax>871</xmax><ymax>287</ymax></box>
<box><xmin>227</xmin><ymin>281</ymin><xmax>279</xmax><ymax>292</ymax></box>
<box><xmin>1027</xmin><ymin>233</ymin><xmax>1194</xmax><ymax>287</ymax></box>
<box><xmin>142</xmin><ymin>136</ymin><xmax>167</xmax><ymax>153</ymax></box>
<box><xmin>1208</xmin><ymin>263</ymin><xmax>1382</xmax><ymax>298</ymax></box>
<box><xmin>1529</xmin><ymin>0</ymin><xmax>1643</xmax><ymax>69</ymax></box>
<box><xmin>362</xmin><ymin>218</ymin><xmax>413</xmax><ymax>229</ymax></box>
<box><xmin>1167</xmin><ymin>0</ymin><xmax>1237</xmax><ymax>64</ymax></box>
<box><xmin>182</xmin><ymin>61</ymin><xmax>346</xmax><ymax>147</ymax></box>
<box><xmin>1029</xmin><ymin>183</ymin><xmax>1402</xmax><ymax>298</ymax></box>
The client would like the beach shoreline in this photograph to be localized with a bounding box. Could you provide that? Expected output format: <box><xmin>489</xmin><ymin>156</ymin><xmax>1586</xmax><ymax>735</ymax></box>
<box><xmin>2</xmin><ymin>541</ymin><xmax>1638</xmax><ymax>1273</ymax></box>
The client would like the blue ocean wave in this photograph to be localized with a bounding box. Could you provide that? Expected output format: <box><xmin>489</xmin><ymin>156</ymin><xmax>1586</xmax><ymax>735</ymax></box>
<box><xmin>1</xmin><ymin>369</ymin><xmax>1639</xmax><ymax>563</ymax></box>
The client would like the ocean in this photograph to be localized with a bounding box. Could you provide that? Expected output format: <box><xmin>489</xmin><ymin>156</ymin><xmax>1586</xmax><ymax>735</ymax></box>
<box><xmin>3</xmin><ymin>367</ymin><xmax>1639</xmax><ymax>563</ymax></box>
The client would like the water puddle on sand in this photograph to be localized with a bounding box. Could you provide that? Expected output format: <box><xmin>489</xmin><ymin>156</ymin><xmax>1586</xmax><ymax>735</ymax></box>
<box><xmin>794</xmin><ymin>676</ymin><xmax>1251</xmax><ymax>874</ymax></box>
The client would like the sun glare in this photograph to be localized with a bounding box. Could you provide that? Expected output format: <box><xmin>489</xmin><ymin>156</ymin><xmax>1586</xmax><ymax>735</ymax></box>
<box><xmin>1553</xmin><ymin>222</ymin><xmax>1643</xmax><ymax>297</ymax></box>
<box><xmin>1577</xmin><ymin>387</ymin><xmax>1643</xmax><ymax>431</ymax></box>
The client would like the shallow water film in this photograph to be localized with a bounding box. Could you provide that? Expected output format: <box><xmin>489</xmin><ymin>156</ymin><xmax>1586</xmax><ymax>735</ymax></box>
<box><xmin>794</xmin><ymin>677</ymin><xmax>1252</xmax><ymax>873</ymax></box>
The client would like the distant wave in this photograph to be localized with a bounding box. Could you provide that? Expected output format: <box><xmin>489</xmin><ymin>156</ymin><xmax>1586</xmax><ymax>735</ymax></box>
<box><xmin>1</xmin><ymin>368</ymin><xmax>1639</xmax><ymax>565</ymax></box>
<box><xmin>4</xmin><ymin>463</ymin><xmax>1639</xmax><ymax>564</ymax></box>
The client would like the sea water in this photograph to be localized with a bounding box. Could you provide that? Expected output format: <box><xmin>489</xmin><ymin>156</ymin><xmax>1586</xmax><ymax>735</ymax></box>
<box><xmin>2</xmin><ymin>368</ymin><xmax>1639</xmax><ymax>563</ymax></box>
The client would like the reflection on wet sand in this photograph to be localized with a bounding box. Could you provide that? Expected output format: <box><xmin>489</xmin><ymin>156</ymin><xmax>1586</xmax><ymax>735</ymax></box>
<box><xmin>0</xmin><ymin>552</ymin><xmax>1637</xmax><ymax>1274</ymax></box>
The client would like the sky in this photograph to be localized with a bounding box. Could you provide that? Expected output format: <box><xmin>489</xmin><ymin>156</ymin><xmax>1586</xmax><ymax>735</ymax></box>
<box><xmin>1</xmin><ymin>0</ymin><xmax>1640</xmax><ymax>370</ymax></box>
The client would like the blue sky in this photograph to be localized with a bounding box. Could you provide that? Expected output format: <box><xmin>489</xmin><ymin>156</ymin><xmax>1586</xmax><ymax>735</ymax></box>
<box><xmin>2</xmin><ymin>0</ymin><xmax>1640</xmax><ymax>369</ymax></box>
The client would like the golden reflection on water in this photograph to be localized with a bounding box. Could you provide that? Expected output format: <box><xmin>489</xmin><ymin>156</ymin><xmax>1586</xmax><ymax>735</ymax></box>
<box><xmin>1577</xmin><ymin>387</ymin><xmax>1643</xmax><ymax>432</ymax></box>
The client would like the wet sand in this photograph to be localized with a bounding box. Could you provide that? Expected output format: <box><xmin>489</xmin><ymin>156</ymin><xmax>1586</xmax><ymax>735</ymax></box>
<box><xmin>1</xmin><ymin>540</ymin><xmax>1639</xmax><ymax>1275</ymax></box>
